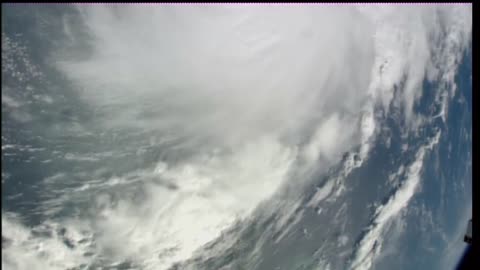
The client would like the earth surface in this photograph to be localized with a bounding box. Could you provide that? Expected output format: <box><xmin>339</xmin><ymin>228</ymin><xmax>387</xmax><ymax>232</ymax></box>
<box><xmin>1</xmin><ymin>4</ymin><xmax>472</xmax><ymax>270</ymax></box>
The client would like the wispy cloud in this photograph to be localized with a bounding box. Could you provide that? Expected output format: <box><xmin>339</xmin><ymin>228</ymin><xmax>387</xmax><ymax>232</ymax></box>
<box><xmin>350</xmin><ymin>132</ymin><xmax>441</xmax><ymax>270</ymax></box>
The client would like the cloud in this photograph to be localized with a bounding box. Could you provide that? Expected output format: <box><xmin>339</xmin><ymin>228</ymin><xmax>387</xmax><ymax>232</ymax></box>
<box><xmin>49</xmin><ymin>7</ymin><xmax>377</xmax><ymax>268</ymax></box>
<box><xmin>350</xmin><ymin>132</ymin><xmax>440</xmax><ymax>270</ymax></box>
<box><xmin>1</xmin><ymin>213</ymin><xmax>91</xmax><ymax>270</ymax></box>
<box><xmin>57</xmin><ymin>5</ymin><xmax>374</xmax><ymax>146</ymax></box>
<box><xmin>2</xmin><ymin>4</ymin><xmax>472</xmax><ymax>270</ymax></box>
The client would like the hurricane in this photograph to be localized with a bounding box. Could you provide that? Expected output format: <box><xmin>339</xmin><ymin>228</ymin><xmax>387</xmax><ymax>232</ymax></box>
<box><xmin>2</xmin><ymin>4</ymin><xmax>472</xmax><ymax>270</ymax></box>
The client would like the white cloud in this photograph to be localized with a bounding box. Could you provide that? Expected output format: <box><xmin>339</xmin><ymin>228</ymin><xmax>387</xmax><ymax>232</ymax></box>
<box><xmin>303</xmin><ymin>113</ymin><xmax>358</xmax><ymax>164</ymax></box>
<box><xmin>50</xmin><ymin>7</ymin><xmax>376</xmax><ymax>268</ymax></box>
<box><xmin>2</xmin><ymin>4</ymin><xmax>472</xmax><ymax>270</ymax></box>
<box><xmin>350</xmin><ymin>132</ymin><xmax>440</xmax><ymax>270</ymax></box>
<box><xmin>57</xmin><ymin>5</ymin><xmax>375</xmax><ymax>145</ymax></box>
<box><xmin>1</xmin><ymin>213</ymin><xmax>92</xmax><ymax>270</ymax></box>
